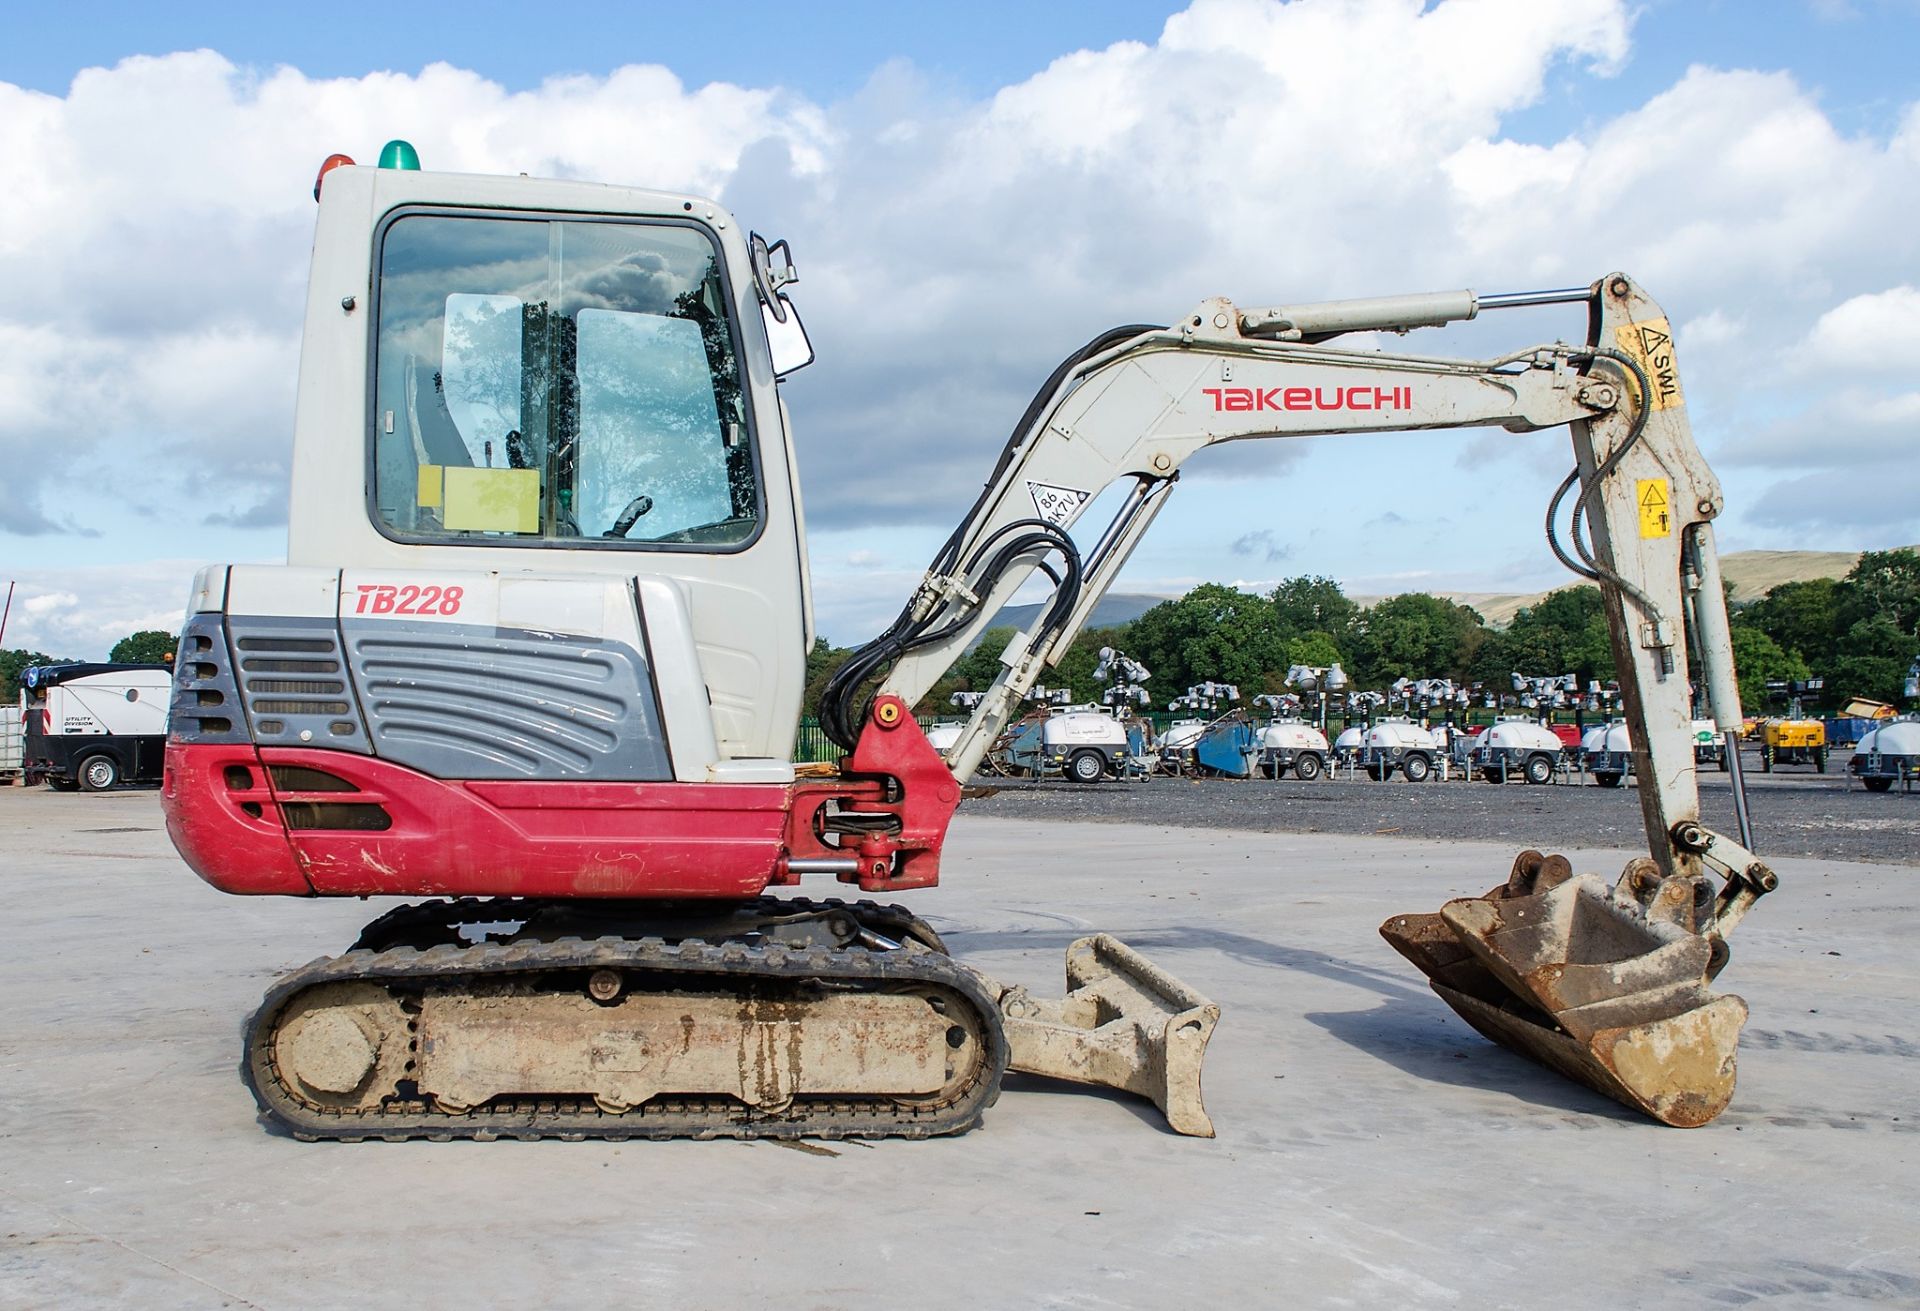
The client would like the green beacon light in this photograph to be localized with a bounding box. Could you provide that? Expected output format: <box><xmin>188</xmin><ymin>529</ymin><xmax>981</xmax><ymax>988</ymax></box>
<box><xmin>378</xmin><ymin>139</ymin><xmax>422</xmax><ymax>171</ymax></box>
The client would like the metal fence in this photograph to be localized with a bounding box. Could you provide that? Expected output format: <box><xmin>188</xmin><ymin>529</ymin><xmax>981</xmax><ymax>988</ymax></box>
<box><xmin>794</xmin><ymin>715</ymin><xmax>943</xmax><ymax>764</ymax></box>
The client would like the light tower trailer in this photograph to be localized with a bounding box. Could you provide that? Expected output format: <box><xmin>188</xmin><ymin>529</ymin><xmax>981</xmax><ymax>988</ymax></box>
<box><xmin>21</xmin><ymin>663</ymin><xmax>174</xmax><ymax>791</ymax></box>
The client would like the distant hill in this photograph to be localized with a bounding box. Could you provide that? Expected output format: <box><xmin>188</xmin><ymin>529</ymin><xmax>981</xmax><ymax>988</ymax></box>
<box><xmin>1356</xmin><ymin>548</ymin><xmax>1892</xmax><ymax>629</ymax></box>
<box><xmin>975</xmin><ymin>592</ymin><xmax>1172</xmax><ymax>645</ymax></box>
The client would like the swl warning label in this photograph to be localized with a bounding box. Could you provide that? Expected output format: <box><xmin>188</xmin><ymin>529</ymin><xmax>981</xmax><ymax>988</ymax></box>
<box><xmin>1614</xmin><ymin>317</ymin><xmax>1683</xmax><ymax>412</ymax></box>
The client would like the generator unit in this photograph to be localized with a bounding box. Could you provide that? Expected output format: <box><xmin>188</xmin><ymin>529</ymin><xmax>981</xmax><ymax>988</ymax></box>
<box><xmin>1581</xmin><ymin>720</ymin><xmax>1634</xmax><ymax>788</ymax></box>
<box><xmin>1849</xmin><ymin>718</ymin><xmax>1920</xmax><ymax>793</ymax></box>
<box><xmin>1469</xmin><ymin>717</ymin><xmax>1566</xmax><ymax>784</ymax></box>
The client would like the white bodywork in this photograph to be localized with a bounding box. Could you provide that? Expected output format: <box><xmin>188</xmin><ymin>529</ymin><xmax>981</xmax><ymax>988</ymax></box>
<box><xmin>923</xmin><ymin>722</ymin><xmax>966</xmax><ymax>753</ymax></box>
<box><xmin>1480</xmin><ymin>719</ymin><xmax>1565</xmax><ymax>754</ymax></box>
<box><xmin>1854</xmin><ymin>720</ymin><xmax>1920</xmax><ymax>760</ymax></box>
<box><xmin>1259</xmin><ymin>719</ymin><xmax>1330</xmax><ymax>753</ymax></box>
<box><xmin>1583</xmin><ymin>721</ymin><xmax>1632</xmax><ymax>756</ymax></box>
<box><xmin>1332</xmin><ymin>725</ymin><xmax>1367</xmax><ymax>757</ymax></box>
<box><xmin>1044</xmin><ymin>709</ymin><xmax>1129</xmax><ymax>754</ymax></box>
<box><xmin>33</xmin><ymin>671</ymin><xmax>172</xmax><ymax>739</ymax></box>
<box><xmin>1159</xmin><ymin>719</ymin><xmax>1207</xmax><ymax>760</ymax></box>
<box><xmin>1364</xmin><ymin>720</ymin><xmax>1440</xmax><ymax>754</ymax></box>
<box><xmin>277</xmin><ymin>167</ymin><xmax>810</xmax><ymax>767</ymax></box>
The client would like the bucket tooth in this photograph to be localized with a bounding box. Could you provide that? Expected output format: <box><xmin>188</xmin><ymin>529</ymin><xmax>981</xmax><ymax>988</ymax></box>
<box><xmin>1383</xmin><ymin>854</ymin><xmax>1752</xmax><ymax>1127</ymax></box>
<box><xmin>984</xmin><ymin>934</ymin><xmax>1220</xmax><ymax>1137</ymax></box>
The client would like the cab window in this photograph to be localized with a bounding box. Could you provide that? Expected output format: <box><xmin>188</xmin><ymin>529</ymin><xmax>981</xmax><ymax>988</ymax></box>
<box><xmin>372</xmin><ymin>214</ymin><xmax>757</xmax><ymax>547</ymax></box>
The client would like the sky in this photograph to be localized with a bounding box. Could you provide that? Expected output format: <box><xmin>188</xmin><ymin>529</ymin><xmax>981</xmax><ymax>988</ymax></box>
<box><xmin>2</xmin><ymin>0</ymin><xmax>1918</xmax><ymax>657</ymax></box>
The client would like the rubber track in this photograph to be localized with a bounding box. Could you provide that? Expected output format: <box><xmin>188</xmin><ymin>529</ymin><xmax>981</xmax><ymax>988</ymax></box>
<box><xmin>244</xmin><ymin>932</ymin><xmax>1008</xmax><ymax>1143</ymax></box>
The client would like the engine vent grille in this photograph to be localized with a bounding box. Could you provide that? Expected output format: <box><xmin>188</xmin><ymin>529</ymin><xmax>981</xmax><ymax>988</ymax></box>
<box><xmin>226</xmin><ymin>615</ymin><xmax>371</xmax><ymax>754</ymax></box>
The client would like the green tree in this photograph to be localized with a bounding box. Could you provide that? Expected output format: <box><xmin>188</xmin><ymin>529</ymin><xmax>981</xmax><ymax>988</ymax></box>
<box><xmin>1125</xmin><ymin>583</ymin><xmax>1288</xmax><ymax>694</ymax></box>
<box><xmin>2</xmin><ymin>650</ymin><xmax>74</xmax><ymax>702</ymax></box>
<box><xmin>1827</xmin><ymin>614</ymin><xmax>1917</xmax><ymax>706</ymax></box>
<box><xmin>109</xmin><ymin>630</ymin><xmax>177</xmax><ymax>665</ymax></box>
<box><xmin>1838</xmin><ymin>548</ymin><xmax>1920</xmax><ymax>635</ymax></box>
<box><xmin>1729</xmin><ymin>627</ymin><xmax>1809</xmax><ymax>712</ymax></box>
<box><xmin>1491</xmin><ymin>586</ymin><xmax>1615</xmax><ymax>687</ymax></box>
<box><xmin>1350</xmin><ymin>593</ymin><xmax>1486</xmax><ymax>685</ymax></box>
<box><xmin>1283</xmin><ymin>631</ymin><xmax>1344</xmax><ymax>671</ymax></box>
<box><xmin>1743</xmin><ymin>578</ymin><xmax>1841</xmax><ymax>673</ymax></box>
<box><xmin>1268</xmin><ymin>576</ymin><xmax>1359</xmax><ymax>649</ymax></box>
<box><xmin>801</xmin><ymin>637</ymin><xmax>851</xmax><ymax>717</ymax></box>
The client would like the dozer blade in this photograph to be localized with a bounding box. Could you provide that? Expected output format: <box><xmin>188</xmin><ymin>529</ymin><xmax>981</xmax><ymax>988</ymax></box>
<box><xmin>983</xmin><ymin>934</ymin><xmax>1220</xmax><ymax>1137</ymax></box>
<box><xmin>1382</xmin><ymin>850</ymin><xmax>1751</xmax><ymax>1128</ymax></box>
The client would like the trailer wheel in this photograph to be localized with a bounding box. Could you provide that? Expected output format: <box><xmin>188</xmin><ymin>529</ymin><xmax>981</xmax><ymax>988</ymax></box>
<box><xmin>1366</xmin><ymin>764</ymin><xmax>1390</xmax><ymax>782</ymax></box>
<box><xmin>1401</xmin><ymin>753</ymin><xmax>1432</xmax><ymax>783</ymax></box>
<box><xmin>1761</xmin><ymin>746</ymin><xmax>1774</xmax><ymax>773</ymax></box>
<box><xmin>1814</xmin><ymin>747</ymin><xmax>1828</xmax><ymax>774</ymax></box>
<box><xmin>1863</xmin><ymin>776</ymin><xmax>1893</xmax><ymax>793</ymax></box>
<box><xmin>1293</xmin><ymin>753</ymin><xmax>1323</xmax><ymax>781</ymax></box>
<box><xmin>48</xmin><ymin>778</ymin><xmax>79</xmax><ymax>792</ymax></box>
<box><xmin>1482</xmin><ymin>768</ymin><xmax>1505</xmax><ymax>784</ymax></box>
<box><xmin>78</xmin><ymin>755</ymin><xmax>120</xmax><ymax>792</ymax></box>
<box><xmin>1523</xmin><ymin>754</ymin><xmax>1554</xmax><ymax>786</ymax></box>
<box><xmin>1067</xmin><ymin>750</ymin><xmax>1106</xmax><ymax>784</ymax></box>
<box><xmin>1594</xmin><ymin>771</ymin><xmax>1623</xmax><ymax>789</ymax></box>
<box><xmin>1718</xmin><ymin>752</ymin><xmax>1730</xmax><ymax>773</ymax></box>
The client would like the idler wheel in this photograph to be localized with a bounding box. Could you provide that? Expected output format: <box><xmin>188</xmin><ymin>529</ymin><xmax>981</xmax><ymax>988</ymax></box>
<box><xmin>269</xmin><ymin>982</ymin><xmax>410</xmax><ymax>1108</ymax></box>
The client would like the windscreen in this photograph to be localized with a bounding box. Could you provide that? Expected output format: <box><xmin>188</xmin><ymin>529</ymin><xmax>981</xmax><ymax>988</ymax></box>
<box><xmin>372</xmin><ymin>214</ymin><xmax>757</xmax><ymax>548</ymax></box>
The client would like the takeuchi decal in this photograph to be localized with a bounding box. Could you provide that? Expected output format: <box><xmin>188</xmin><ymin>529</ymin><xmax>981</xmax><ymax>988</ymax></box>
<box><xmin>1203</xmin><ymin>385</ymin><xmax>1412</xmax><ymax>412</ymax></box>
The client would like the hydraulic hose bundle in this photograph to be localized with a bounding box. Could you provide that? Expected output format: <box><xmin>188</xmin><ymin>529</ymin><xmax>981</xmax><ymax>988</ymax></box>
<box><xmin>819</xmin><ymin>323</ymin><xmax>1159</xmax><ymax>750</ymax></box>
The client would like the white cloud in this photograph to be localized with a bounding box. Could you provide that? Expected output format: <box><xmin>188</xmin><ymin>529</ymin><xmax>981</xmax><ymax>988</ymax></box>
<box><xmin>1800</xmin><ymin>285</ymin><xmax>1920</xmax><ymax>373</ymax></box>
<box><xmin>3</xmin><ymin>0</ymin><xmax>1920</xmax><ymax>646</ymax></box>
<box><xmin>0</xmin><ymin>562</ymin><xmax>210</xmax><ymax>656</ymax></box>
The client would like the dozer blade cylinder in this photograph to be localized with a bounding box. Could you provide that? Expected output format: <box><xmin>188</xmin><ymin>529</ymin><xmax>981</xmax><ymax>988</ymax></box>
<box><xmin>984</xmin><ymin>934</ymin><xmax>1220</xmax><ymax>1137</ymax></box>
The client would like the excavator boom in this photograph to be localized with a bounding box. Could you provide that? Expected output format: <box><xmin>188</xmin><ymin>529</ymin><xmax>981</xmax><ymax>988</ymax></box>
<box><xmin>823</xmin><ymin>274</ymin><xmax>1775</xmax><ymax>1124</ymax></box>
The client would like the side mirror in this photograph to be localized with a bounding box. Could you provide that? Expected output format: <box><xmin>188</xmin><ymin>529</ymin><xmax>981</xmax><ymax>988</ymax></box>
<box><xmin>763</xmin><ymin>296</ymin><xmax>814</xmax><ymax>377</ymax></box>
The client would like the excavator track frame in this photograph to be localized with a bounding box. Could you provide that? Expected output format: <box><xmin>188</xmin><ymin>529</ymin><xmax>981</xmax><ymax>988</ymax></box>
<box><xmin>246</xmin><ymin>898</ymin><xmax>1008</xmax><ymax>1142</ymax></box>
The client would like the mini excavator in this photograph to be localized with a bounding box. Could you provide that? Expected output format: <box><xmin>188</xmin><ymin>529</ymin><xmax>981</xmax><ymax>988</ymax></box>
<box><xmin>163</xmin><ymin>145</ymin><xmax>1775</xmax><ymax>1140</ymax></box>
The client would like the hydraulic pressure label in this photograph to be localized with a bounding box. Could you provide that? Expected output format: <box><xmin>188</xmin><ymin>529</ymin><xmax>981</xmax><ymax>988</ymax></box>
<box><xmin>1614</xmin><ymin>317</ymin><xmax>1683</xmax><ymax>411</ymax></box>
<box><xmin>1637</xmin><ymin>478</ymin><xmax>1672</xmax><ymax>539</ymax></box>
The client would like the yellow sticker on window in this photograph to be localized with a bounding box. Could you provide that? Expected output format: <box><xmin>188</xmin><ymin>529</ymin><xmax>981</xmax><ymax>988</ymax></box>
<box><xmin>1613</xmin><ymin>316</ymin><xmax>1683</xmax><ymax>411</ymax></box>
<box><xmin>416</xmin><ymin>464</ymin><xmax>445</xmax><ymax>509</ymax></box>
<box><xmin>443</xmin><ymin>467</ymin><xmax>539</xmax><ymax>533</ymax></box>
<box><xmin>1637</xmin><ymin>477</ymin><xmax>1672</xmax><ymax>539</ymax></box>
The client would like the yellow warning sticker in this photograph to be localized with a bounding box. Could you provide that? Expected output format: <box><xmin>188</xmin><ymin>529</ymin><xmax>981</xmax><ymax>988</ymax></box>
<box><xmin>1638</xmin><ymin>478</ymin><xmax>1672</xmax><ymax>539</ymax></box>
<box><xmin>1613</xmin><ymin>316</ymin><xmax>1683</xmax><ymax>411</ymax></box>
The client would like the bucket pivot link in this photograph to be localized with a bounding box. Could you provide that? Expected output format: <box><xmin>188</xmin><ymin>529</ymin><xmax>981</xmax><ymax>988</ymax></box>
<box><xmin>1381</xmin><ymin>833</ymin><xmax>1776</xmax><ymax>1128</ymax></box>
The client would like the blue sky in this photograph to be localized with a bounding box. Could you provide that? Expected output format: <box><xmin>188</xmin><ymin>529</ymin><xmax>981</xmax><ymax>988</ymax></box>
<box><xmin>3</xmin><ymin>0</ymin><xmax>1917</xmax><ymax>655</ymax></box>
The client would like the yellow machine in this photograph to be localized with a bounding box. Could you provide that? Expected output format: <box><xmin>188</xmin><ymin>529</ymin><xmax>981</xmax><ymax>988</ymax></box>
<box><xmin>1760</xmin><ymin>679</ymin><xmax>1828</xmax><ymax>772</ymax></box>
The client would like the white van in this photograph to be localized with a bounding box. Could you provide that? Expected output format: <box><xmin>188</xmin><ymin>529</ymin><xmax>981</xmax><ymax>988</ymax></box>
<box><xmin>21</xmin><ymin>663</ymin><xmax>174</xmax><ymax>791</ymax></box>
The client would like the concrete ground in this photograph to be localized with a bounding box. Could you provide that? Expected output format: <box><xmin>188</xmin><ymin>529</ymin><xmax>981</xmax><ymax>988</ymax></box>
<box><xmin>1</xmin><ymin>787</ymin><xmax>1915</xmax><ymax>1309</ymax></box>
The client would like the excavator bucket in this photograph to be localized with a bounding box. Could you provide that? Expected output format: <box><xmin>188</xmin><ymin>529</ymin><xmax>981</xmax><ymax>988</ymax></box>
<box><xmin>984</xmin><ymin>934</ymin><xmax>1220</xmax><ymax>1137</ymax></box>
<box><xmin>1382</xmin><ymin>851</ymin><xmax>1750</xmax><ymax>1127</ymax></box>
